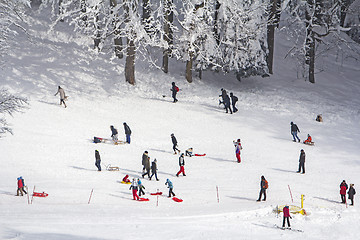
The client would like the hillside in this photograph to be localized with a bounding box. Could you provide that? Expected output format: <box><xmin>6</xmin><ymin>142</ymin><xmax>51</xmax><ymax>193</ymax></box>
<box><xmin>1</xmin><ymin>7</ymin><xmax>360</xmax><ymax>240</ymax></box>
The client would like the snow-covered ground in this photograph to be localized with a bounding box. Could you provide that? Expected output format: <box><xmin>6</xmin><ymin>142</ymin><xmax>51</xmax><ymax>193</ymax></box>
<box><xmin>1</xmin><ymin>7</ymin><xmax>360</xmax><ymax>240</ymax></box>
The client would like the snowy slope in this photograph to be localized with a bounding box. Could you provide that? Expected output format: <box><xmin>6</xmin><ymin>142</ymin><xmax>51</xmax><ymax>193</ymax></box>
<box><xmin>1</xmin><ymin>7</ymin><xmax>360</xmax><ymax>240</ymax></box>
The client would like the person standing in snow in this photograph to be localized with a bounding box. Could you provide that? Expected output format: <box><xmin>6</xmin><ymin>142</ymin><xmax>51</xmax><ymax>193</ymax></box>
<box><xmin>150</xmin><ymin>159</ymin><xmax>159</xmax><ymax>181</ymax></box>
<box><xmin>176</xmin><ymin>153</ymin><xmax>186</xmax><ymax>177</ymax></box>
<box><xmin>257</xmin><ymin>176</ymin><xmax>268</xmax><ymax>201</ymax></box>
<box><xmin>290</xmin><ymin>122</ymin><xmax>300</xmax><ymax>142</ymax></box>
<box><xmin>16</xmin><ymin>177</ymin><xmax>25</xmax><ymax>196</ymax></box>
<box><xmin>123</xmin><ymin>122</ymin><xmax>132</xmax><ymax>144</ymax></box>
<box><xmin>340</xmin><ymin>180</ymin><xmax>348</xmax><ymax>204</ymax></box>
<box><xmin>137</xmin><ymin>179</ymin><xmax>145</xmax><ymax>196</ymax></box>
<box><xmin>110</xmin><ymin>125</ymin><xmax>118</xmax><ymax>143</ymax></box>
<box><xmin>233</xmin><ymin>139</ymin><xmax>242</xmax><ymax>163</ymax></box>
<box><xmin>95</xmin><ymin>150</ymin><xmax>101</xmax><ymax>171</ymax></box>
<box><xmin>54</xmin><ymin>86</ymin><xmax>67</xmax><ymax>108</ymax></box>
<box><xmin>297</xmin><ymin>149</ymin><xmax>305</xmax><ymax>174</ymax></box>
<box><xmin>223</xmin><ymin>91</ymin><xmax>232</xmax><ymax>114</ymax></box>
<box><xmin>282</xmin><ymin>205</ymin><xmax>292</xmax><ymax>228</ymax></box>
<box><xmin>142</xmin><ymin>151</ymin><xmax>151</xmax><ymax>179</ymax></box>
<box><xmin>230</xmin><ymin>92</ymin><xmax>238</xmax><ymax>113</ymax></box>
<box><xmin>129</xmin><ymin>178</ymin><xmax>140</xmax><ymax>200</ymax></box>
<box><xmin>171</xmin><ymin>133</ymin><xmax>180</xmax><ymax>154</ymax></box>
<box><xmin>20</xmin><ymin>177</ymin><xmax>27</xmax><ymax>194</ymax></box>
<box><xmin>348</xmin><ymin>184</ymin><xmax>356</xmax><ymax>206</ymax></box>
<box><xmin>165</xmin><ymin>179</ymin><xmax>176</xmax><ymax>197</ymax></box>
<box><xmin>170</xmin><ymin>82</ymin><xmax>179</xmax><ymax>103</ymax></box>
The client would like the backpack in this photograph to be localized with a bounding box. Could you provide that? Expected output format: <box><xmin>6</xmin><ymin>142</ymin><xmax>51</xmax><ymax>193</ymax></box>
<box><xmin>233</xmin><ymin>96</ymin><xmax>238</xmax><ymax>103</ymax></box>
<box><xmin>264</xmin><ymin>180</ymin><xmax>268</xmax><ymax>189</ymax></box>
<box><xmin>175</xmin><ymin>86</ymin><xmax>179</xmax><ymax>92</ymax></box>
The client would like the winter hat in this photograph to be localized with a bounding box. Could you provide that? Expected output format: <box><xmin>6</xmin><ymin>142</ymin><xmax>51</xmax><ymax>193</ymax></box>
<box><xmin>172</xmin><ymin>82</ymin><xmax>175</xmax><ymax>85</ymax></box>
<box><xmin>237</xmin><ymin>139</ymin><xmax>241</xmax><ymax>142</ymax></box>
<box><xmin>145</xmin><ymin>151</ymin><xmax>148</xmax><ymax>154</ymax></box>
<box><xmin>290</xmin><ymin>122</ymin><xmax>293</xmax><ymax>125</ymax></box>
<box><xmin>171</xmin><ymin>133</ymin><xmax>174</xmax><ymax>137</ymax></box>
<box><xmin>154</xmin><ymin>159</ymin><xmax>157</xmax><ymax>162</ymax></box>
<box><xmin>123</xmin><ymin>122</ymin><xmax>126</xmax><ymax>125</ymax></box>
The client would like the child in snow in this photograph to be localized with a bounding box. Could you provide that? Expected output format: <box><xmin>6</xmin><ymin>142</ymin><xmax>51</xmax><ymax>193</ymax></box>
<box><xmin>316</xmin><ymin>114</ymin><xmax>323</xmax><ymax>122</ymax></box>
<box><xmin>282</xmin><ymin>205</ymin><xmax>292</xmax><ymax>228</ymax></box>
<box><xmin>297</xmin><ymin>149</ymin><xmax>305</xmax><ymax>174</ymax></box>
<box><xmin>150</xmin><ymin>159</ymin><xmax>159</xmax><ymax>181</ymax></box>
<box><xmin>170</xmin><ymin>82</ymin><xmax>179</xmax><ymax>103</ymax></box>
<box><xmin>171</xmin><ymin>133</ymin><xmax>180</xmax><ymax>154</ymax></box>
<box><xmin>123</xmin><ymin>174</ymin><xmax>131</xmax><ymax>183</ymax></box>
<box><xmin>95</xmin><ymin>150</ymin><xmax>101</xmax><ymax>171</ymax></box>
<box><xmin>303</xmin><ymin>134</ymin><xmax>312</xmax><ymax>144</ymax></box>
<box><xmin>233</xmin><ymin>139</ymin><xmax>242</xmax><ymax>163</ymax></box>
<box><xmin>257</xmin><ymin>176</ymin><xmax>268</xmax><ymax>202</ymax></box>
<box><xmin>185</xmin><ymin>148</ymin><xmax>193</xmax><ymax>157</ymax></box>
<box><xmin>16</xmin><ymin>177</ymin><xmax>25</xmax><ymax>196</ymax></box>
<box><xmin>54</xmin><ymin>86</ymin><xmax>67</xmax><ymax>108</ymax></box>
<box><xmin>110</xmin><ymin>125</ymin><xmax>118</xmax><ymax>143</ymax></box>
<box><xmin>129</xmin><ymin>178</ymin><xmax>140</xmax><ymax>200</ymax></box>
<box><xmin>348</xmin><ymin>184</ymin><xmax>356</xmax><ymax>206</ymax></box>
<box><xmin>123</xmin><ymin>122</ymin><xmax>131</xmax><ymax>144</ymax></box>
<box><xmin>176</xmin><ymin>153</ymin><xmax>186</xmax><ymax>177</ymax></box>
<box><xmin>340</xmin><ymin>180</ymin><xmax>348</xmax><ymax>204</ymax></box>
<box><xmin>165</xmin><ymin>179</ymin><xmax>175</xmax><ymax>197</ymax></box>
<box><xmin>137</xmin><ymin>179</ymin><xmax>145</xmax><ymax>196</ymax></box>
<box><xmin>290</xmin><ymin>122</ymin><xmax>300</xmax><ymax>142</ymax></box>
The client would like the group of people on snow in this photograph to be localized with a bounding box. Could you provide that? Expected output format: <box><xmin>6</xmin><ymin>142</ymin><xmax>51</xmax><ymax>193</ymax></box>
<box><xmin>110</xmin><ymin>123</ymin><xmax>132</xmax><ymax>144</ymax></box>
<box><xmin>219</xmin><ymin>88</ymin><xmax>238</xmax><ymax>114</ymax></box>
<box><xmin>340</xmin><ymin>180</ymin><xmax>356</xmax><ymax>206</ymax></box>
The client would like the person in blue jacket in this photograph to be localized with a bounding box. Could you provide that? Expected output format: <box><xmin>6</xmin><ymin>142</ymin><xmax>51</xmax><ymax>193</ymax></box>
<box><xmin>165</xmin><ymin>179</ymin><xmax>176</xmax><ymax>197</ymax></box>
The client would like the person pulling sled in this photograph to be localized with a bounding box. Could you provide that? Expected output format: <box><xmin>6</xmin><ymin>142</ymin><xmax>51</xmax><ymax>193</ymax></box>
<box><xmin>165</xmin><ymin>179</ymin><xmax>176</xmax><ymax>197</ymax></box>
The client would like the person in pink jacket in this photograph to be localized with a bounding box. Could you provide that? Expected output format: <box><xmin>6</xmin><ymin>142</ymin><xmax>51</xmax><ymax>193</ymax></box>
<box><xmin>282</xmin><ymin>205</ymin><xmax>292</xmax><ymax>228</ymax></box>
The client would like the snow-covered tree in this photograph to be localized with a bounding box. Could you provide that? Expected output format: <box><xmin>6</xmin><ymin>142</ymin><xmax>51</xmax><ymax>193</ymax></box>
<box><xmin>344</xmin><ymin>0</ymin><xmax>360</xmax><ymax>43</ymax></box>
<box><xmin>0</xmin><ymin>89</ymin><xmax>28</xmax><ymax>136</ymax></box>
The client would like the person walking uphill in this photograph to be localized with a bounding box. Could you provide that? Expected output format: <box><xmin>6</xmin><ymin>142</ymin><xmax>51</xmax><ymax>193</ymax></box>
<box><xmin>165</xmin><ymin>179</ymin><xmax>176</xmax><ymax>197</ymax></box>
<box><xmin>54</xmin><ymin>86</ymin><xmax>67</xmax><ymax>108</ymax></box>
<box><xmin>176</xmin><ymin>153</ymin><xmax>186</xmax><ymax>177</ymax></box>
<box><xmin>95</xmin><ymin>150</ymin><xmax>101</xmax><ymax>171</ymax></box>
<box><xmin>171</xmin><ymin>82</ymin><xmax>179</xmax><ymax>103</ymax></box>
<box><xmin>282</xmin><ymin>205</ymin><xmax>292</xmax><ymax>228</ymax></box>
<box><xmin>123</xmin><ymin>122</ymin><xmax>131</xmax><ymax>144</ymax></box>
<box><xmin>257</xmin><ymin>176</ymin><xmax>268</xmax><ymax>201</ymax></box>
<box><xmin>129</xmin><ymin>178</ymin><xmax>140</xmax><ymax>200</ymax></box>
<box><xmin>348</xmin><ymin>184</ymin><xmax>356</xmax><ymax>206</ymax></box>
<box><xmin>110</xmin><ymin>125</ymin><xmax>118</xmax><ymax>143</ymax></box>
<box><xmin>297</xmin><ymin>149</ymin><xmax>305</xmax><ymax>174</ymax></box>
<box><xmin>16</xmin><ymin>177</ymin><xmax>25</xmax><ymax>196</ymax></box>
<box><xmin>142</xmin><ymin>151</ymin><xmax>151</xmax><ymax>179</ymax></box>
<box><xmin>230</xmin><ymin>92</ymin><xmax>238</xmax><ymax>113</ymax></box>
<box><xmin>290</xmin><ymin>122</ymin><xmax>300</xmax><ymax>142</ymax></box>
<box><xmin>171</xmin><ymin>133</ymin><xmax>180</xmax><ymax>154</ymax></box>
<box><xmin>340</xmin><ymin>180</ymin><xmax>348</xmax><ymax>204</ymax></box>
<box><xmin>150</xmin><ymin>159</ymin><xmax>159</xmax><ymax>181</ymax></box>
<box><xmin>223</xmin><ymin>91</ymin><xmax>232</xmax><ymax>114</ymax></box>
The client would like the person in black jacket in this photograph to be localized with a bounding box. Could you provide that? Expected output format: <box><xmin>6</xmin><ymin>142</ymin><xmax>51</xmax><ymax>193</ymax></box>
<box><xmin>110</xmin><ymin>125</ymin><xmax>118</xmax><ymax>143</ymax></box>
<box><xmin>123</xmin><ymin>122</ymin><xmax>132</xmax><ymax>144</ymax></box>
<box><xmin>230</xmin><ymin>92</ymin><xmax>238</xmax><ymax>113</ymax></box>
<box><xmin>348</xmin><ymin>184</ymin><xmax>356</xmax><ymax>206</ymax></box>
<box><xmin>290</xmin><ymin>122</ymin><xmax>300</xmax><ymax>142</ymax></box>
<box><xmin>95</xmin><ymin>150</ymin><xmax>101</xmax><ymax>171</ymax></box>
<box><xmin>171</xmin><ymin>133</ymin><xmax>180</xmax><ymax>154</ymax></box>
<box><xmin>297</xmin><ymin>149</ymin><xmax>305</xmax><ymax>174</ymax></box>
<box><xmin>176</xmin><ymin>153</ymin><xmax>186</xmax><ymax>177</ymax></box>
<box><xmin>223</xmin><ymin>92</ymin><xmax>232</xmax><ymax>114</ymax></box>
<box><xmin>142</xmin><ymin>151</ymin><xmax>151</xmax><ymax>179</ymax></box>
<box><xmin>170</xmin><ymin>82</ymin><xmax>179</xmax><ymax>103</ymax></box>
<box><xmin>219</xmin><ymin>88</ymin><xmax>226</xmax><ymax>108</ymax></box>
<box><xmin>150</xmin><ymin>159</ymin><xmax>159</xmax><ymax>181</ymax></box>
<box><xmin>257</xmin><ymin>176</ymin><xmax>267</xmax><ymax>201</ymax></box>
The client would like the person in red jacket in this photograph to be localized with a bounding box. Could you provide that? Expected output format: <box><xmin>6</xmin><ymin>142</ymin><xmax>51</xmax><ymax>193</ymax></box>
<box><xmin>122</xmin><ymin>174</ymin><xmax>130</xmax><ymax>183</ymax></box>
<box><xmin>303</xmin><ymin>134</ymin><xmax>312</xmax><ymax>144</ymax></box>
<box><xmin>282</xmin><ymin>205</ymin><xmax>292</xmax><ymax>228</ymax></box>
<box><xmin>16</xmin><ymin>177</ymin><xmax>24</xmax><ymax>196</ymax></box>
<box><xmin>340</xmin><ymin>180</ymin><xmax>348</xmax><ymax>204</ymax></box>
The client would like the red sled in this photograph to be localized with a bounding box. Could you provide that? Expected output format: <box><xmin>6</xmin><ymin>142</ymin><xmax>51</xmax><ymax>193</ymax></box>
<box><xmin>33</xmin><ymin>192</ymin><xmax>48</xmax><ymax>197</ymax></box>
<box><xmin>172</xmin><ymin>197</ymin><xmax>183</xmax><ymax>202</ymax></box>
<box><xmin>150</xmin><ymin>192</ymin><xmax>163</xmax><ymax>195</ymax></box>
<box><xmin>138</xmin><ymin>198</ymin><xmax>149</xmax><ymax>201</ymax></box>
<box><xmin>194</xmin><ymin>154</ymin><xmax>206</xmax><ymax>157</ymax></box>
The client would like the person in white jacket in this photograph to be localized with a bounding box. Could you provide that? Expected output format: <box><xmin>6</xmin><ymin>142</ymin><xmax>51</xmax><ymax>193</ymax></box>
<box><xmin>55</xmin><ymin>86</ymin><xmax>67</xmax><ymax>108</ymax></box>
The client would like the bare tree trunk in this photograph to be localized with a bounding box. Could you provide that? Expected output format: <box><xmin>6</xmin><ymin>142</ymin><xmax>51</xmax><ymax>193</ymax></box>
<box><xmin>214</xmin><ymin>1</ymin><xmax>221</xmax><ymax>45</ymax></box>
<box><xmin>110</xmin><ymin>0</ymin><xmax>123</xmax><ymax>58</ymax></box>
<box><xmin>125</xmin><ymin>38</ymin><xmax>136</xmax><ymax>85</ymax></box>
<box><xmin>162</xmin><ymin>0</ymin><xmax>174</xmax><ymax>73</ymax></box>
<box><xmin>143</xmin><ymin>0</ymin><xmax>151</xmax><ymax>33</ymax></box>
<box><xmin>266</xmin><ymin>0</ymin><xmax>281</xmax><ymax>74</ymax></box>
<box><xmin>185</xmin><ymin>53</ymin><xmax>193</xmax><ymax>83</ymax></box>
<box><xmin>308</xmin><ymin>33</ymin><xmax>315</xmax><ymax>84</ymax></box>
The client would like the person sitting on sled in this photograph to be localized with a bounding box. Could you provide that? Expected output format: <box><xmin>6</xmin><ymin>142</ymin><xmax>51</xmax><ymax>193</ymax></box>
<box><xmin>303</xmin><ymin>134</ymin><xmax>312</xmax><ymax>144</ymax></box>
<box><xmin>122</xmin><ymin>174</ymin><xmax>130</xmax><ymax>183</ymax></box>
<box><xmin>185</xmin><ymin>148</ymin><xmax>193</xmax><ymax>157</ymax></box>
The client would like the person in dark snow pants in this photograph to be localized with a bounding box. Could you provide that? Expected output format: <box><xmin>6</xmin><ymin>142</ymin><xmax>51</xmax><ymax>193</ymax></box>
<box><xmin>219</xmin><ymin>88</ymin><xmax>226</xmax><ymax>108</ymax></box>
<box><xmin>95</xmin><ymin>150</ymin><xmax>101</xmax><ymax>171</ymax></box>
<box><xmin>150</xmin><ymin>159</ymin><xmax>159</xmax><ymax>181</ymax></box>
<box><xmin>165</xmin><ymin>179</ymin><xmax>175</xmax><ymax>197</ymax></box>
<box><xmin>340</xmin><ymin>180</ymin><xmax>348</xmax><ymax>204</ymax></box>
<box><xmin>282</xmin><ymin>205</ymin><xmax>292</xmax><ymax>228</ymax></box>
<box><xmin>348</xmin><ymin>184</ymin><xmax>356</xmax><ymax>206</ymax></box>
<box><xmin>230</xmin><ymin>92</ymin><xmax>238</xmax><ymax>113</ymax></box>
<box><xmin>176</xmin><ymin>153</ymin><xmax>186</xmax><ymax>177</ymax></box>
<box><xmin>142</xmin><ymin>151</ymin><xmax>151</xmax><ymax>179</ymax></box>
<box><xmin>185</xmin><ymin>148</ymin><xmax>193</xmax><ymax>157</ymax></box>
<box><xmin>137</xmin><ymin>179</ymin><xmax>145</xmax><ymax>196</ymax></box>
<box><xmin>16</xmin><ymin>177</ymin><xmax>25</xmax><ymax>196</ymax></box>
<box><xmin>54</xmin><ymin>86</ymin><xmax>67</xmax><ymax>108</ymax></box>
<box><xmin>123</xmin><ymin>122</ymin><xmax>131</xmax><ymax>144</ymax></box>
<box><xmin>129</xmin><ymin>179</ymin><xmax>140</xmax><ymax>200</ymax></box>
<box><xmin>297</xmin><ymin>149</ymin><xmax>305</xmax><ymax>174</ymax></box>
<box><xmin>110</xmin><ymin>125</ymin><xmax>118</xmax><ymax>143</ymax></box>
<box><xmin>290</xmin><ymin>122</ymin><xmax>300</xmax><ymax>142</ymax></box>
<box><xmin>171</xmin><ymin>133</ymin><xmax>180</xmax><ymax>154</ymax></box>
<box><xmin>257</xmin><ymin>176</ymin><xmax>267</xmax><ymax>201</ymax></box>
<box><xmin>223</xmin><ymin>91</ymin><xmax>232</xmax><ymax>114</ymax></box>
<box><xmin>170</xmin><ymin>82</ymin><xmax>179</xmax><ymax>103</ymax></box>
